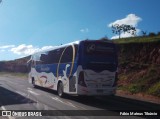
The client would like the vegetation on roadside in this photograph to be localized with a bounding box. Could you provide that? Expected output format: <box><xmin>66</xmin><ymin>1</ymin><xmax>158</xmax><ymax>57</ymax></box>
<box><xmin>116</xmin><ymin>33</ymin><xmax>160</xmax><ymax>97</ymax></box>
<box><xmin>0</xmin><ymin>72</ymin><xmax>28</xmax><ymax>79</ymax></box>
<box><xmin>118</xmin><ymin>64</ymin><xmax>160</xmax><ymax>96</ymax></box>
<box><xmin>113</xmin><ymin>35</ymin><xmax>160</xmax><ymax>43</ymax></box>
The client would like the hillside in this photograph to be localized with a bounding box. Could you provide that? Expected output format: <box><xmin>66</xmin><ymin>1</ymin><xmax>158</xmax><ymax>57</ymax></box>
<box><xmin>115</xmin><ymin>35</ymin><xmax>160</xmax><ymax>97</ymax></box>
<box><xmin>0</xmin><ymin>55</ymin><xmax>31</xmax><ymax>73</ymax></box>
<box><xmin>0</xmin><ymin>36</ymin><xmax>160</xmax><ymax>97</ymax></box>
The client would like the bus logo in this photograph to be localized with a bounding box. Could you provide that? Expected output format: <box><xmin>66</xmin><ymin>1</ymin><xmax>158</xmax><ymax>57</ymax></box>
<box><xmin>87</xmin><ymin>44</ymin><xmax>96</xmax><ymax>53</ymax></box>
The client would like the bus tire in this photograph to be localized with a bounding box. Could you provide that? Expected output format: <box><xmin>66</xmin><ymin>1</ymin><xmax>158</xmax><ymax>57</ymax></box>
<box><xmin>32</xmin><ymin>77</ymin><xmax>37</xmax><ymax>88</ymax></box>
<box><xmin>57</xmin><ymin>82</ymin><xmax>64</xmax><ymax>97</ymax></box>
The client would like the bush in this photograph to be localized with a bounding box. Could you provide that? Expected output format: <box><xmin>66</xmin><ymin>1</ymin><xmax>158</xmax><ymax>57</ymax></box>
<box><xmin>148</xmin><ymin>82</ymin><xmax>160</xmax><ymax>97</ymax></box>
<box><xmin>157</xmin><ymin>32</ymin><xmax>160</xmax><ymax>36</ymax></box>
<box><xmin>128</xmin><ymin>84</ymin><xmax>142</xmax><ymax>94</ymax></box>
<box><xmin>148</xmin><ymin>32</ymin><xmax>156</xmax><ymax>37</ymax></box>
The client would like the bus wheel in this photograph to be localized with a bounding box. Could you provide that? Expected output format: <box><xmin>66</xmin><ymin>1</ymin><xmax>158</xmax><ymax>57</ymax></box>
<box><xmin>57</xmin><ymin>82</ymin><xmax>64</xmax><ymax>97</ymax></box>
<box><xmin>32</xmin><ymin>77</ymin><xmax>37</xmax><ymax>88</ymax></box>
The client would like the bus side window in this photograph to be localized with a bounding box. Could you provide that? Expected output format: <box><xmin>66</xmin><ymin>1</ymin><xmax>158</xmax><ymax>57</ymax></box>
<box><xmin>40</xmin><ymin>54</ymin><xmax>48</xmax><ymax>64</ymax></box>
<box><xmin>48</xmin><ymin>50</ymin><xmax>58</xmax><ymax>64</ymax></box>
<box><xmin>31</xmin><ymin>60</ymin><xmax>35</xmax><ymax>67</ymax></box>
<box><xmin>47</xmin><ymin>48</ymin><xmax>64</xmax><ymax>64</ymax></box>
<box><xmin>61</xmin><ymin>46</ymin><xmax>73</xmax><ymax>63</ymax></box>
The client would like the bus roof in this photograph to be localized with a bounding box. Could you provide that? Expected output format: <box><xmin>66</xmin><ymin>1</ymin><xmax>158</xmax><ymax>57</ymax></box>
<box><xmin>31</xmin><ymin>38</ymin><xmax>113</xmax><ymax>55</ymax></box>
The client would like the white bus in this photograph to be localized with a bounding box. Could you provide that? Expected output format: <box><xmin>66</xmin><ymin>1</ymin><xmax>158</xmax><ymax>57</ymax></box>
<box><xmin>28</xmin><ymin>39</ymin><xmax>118</xmax><ymax>97</ymax></box>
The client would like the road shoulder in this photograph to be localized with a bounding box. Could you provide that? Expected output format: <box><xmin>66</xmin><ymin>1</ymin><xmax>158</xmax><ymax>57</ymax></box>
<box><xmin>116</xmin><ymin>90</ymin><xmax>160</xmax><ymax>104</ymax></box>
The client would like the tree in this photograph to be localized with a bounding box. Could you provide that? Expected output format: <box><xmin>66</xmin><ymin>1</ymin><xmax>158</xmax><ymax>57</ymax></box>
<box><xmin>141</xmin><ymin>30</ymin><xmax>147</xmax><ymax>37</ymax></box>
<box><xmin>148</xmin><ymin>32</ymin><xmax>156</xmax><ymax>37</ymax></box>
<box><xmin>111</xmin><ymin>24</ymin><xmax>136</xmax><ymax>39</ymax></box>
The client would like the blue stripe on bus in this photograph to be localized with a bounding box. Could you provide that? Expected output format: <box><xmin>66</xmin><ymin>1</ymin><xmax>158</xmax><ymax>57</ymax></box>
<box><xmin>35</xmin><ymin>63</ymin><xmax>77</xmax><ymax>77</ymax></box>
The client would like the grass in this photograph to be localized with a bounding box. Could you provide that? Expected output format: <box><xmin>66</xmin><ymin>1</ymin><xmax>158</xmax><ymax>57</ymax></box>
<box><xmin>115</xmin><ymin>35</ymin><xmax>160</xmax><ymax>97</ymax></box>
<box><xmin>113</xmin><ymin>35</ymin><xmax>160</xmax><ymax>43</ymax></box>
<box><xmin>0</xmin><ymin>71</ymin><xmax>28</xmax><ymax>78</ymax></box>
<box><xmin>118</xmin><ymin>84</ymin><xmax>146</xmax><ymax>94</ymax></box>
<box><xmin>118</xmin><ymin>64</ymin><xmax>160</xmax><ymax>97</ymax></box>
<box><xmin>128</xmin><ymin>84</ymin><xmax>142</xmax><ymax>94</ymax></box>
<box><xmin>148</xmin><ymin>81</ymin><xmax>160</xmax><ymax>97</ymax></box>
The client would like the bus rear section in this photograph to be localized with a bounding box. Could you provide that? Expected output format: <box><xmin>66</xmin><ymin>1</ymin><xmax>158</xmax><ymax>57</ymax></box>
<box><xmin>77</xmin><ymin>40</ymin><xmax>118</xmax><ymax>96</ymax></box>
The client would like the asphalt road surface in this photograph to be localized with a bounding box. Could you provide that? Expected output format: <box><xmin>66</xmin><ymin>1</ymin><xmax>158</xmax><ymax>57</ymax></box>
<box><xmin>0</xmin><ymin>75</ymin><xmax>160</xmax><ymax>119</ymax></box>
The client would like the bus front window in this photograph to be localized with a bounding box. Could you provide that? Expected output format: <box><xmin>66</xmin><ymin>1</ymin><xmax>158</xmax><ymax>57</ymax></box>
<box><xmin>82</xmin><ymin>41</ymin><xmax>118</xmax><ymax>72</ymax></box>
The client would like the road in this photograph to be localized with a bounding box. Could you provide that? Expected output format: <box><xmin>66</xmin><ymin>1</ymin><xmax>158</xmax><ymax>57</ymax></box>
<box><xmin>0</xmin><ymin>75</ymin><xmax>159</xmax><ymax>119</ymax></box>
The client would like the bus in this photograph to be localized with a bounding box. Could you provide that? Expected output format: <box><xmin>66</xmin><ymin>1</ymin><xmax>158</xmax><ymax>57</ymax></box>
<box><xmin>28</xmin><ymin>39</ymin><xmax>118</xmax><ymax>97</ymax></box>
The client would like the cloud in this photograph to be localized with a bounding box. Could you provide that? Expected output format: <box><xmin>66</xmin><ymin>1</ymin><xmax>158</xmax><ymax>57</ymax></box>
<box><xmin>41</xmin><ymin>46</ymin><xmax>56</xmax><ymax>51</ymax></box>
<box><xmin>80</xmin><ymin>28</ymin><xmax>89</xmax><ymax>33</ymax></box>
<box><xmin>0</xmin><ymin>45</ymin><xmax>15</xmax><ymax>49</ymax></box>
<box><xmin>10</xmin><ymin>44</ymin><xmax>38</xmax><ymax>55</ymax></box>
<box><xmin>108</xmin><ymin>14</ymin><xmax>142</xmax><ymax>39</ymax></box>
<box><xmin>108</xmin><ymin>14</ymin><xmax>142</xmax><ymax>27</ymax></box>
<box><xmin>0</xmin><ymin>45</ymin><xmax>15</xmax><ymax>52</ymax></box>
<box><xmin>10</xmin><ymin>44</ymin><xmax>56</xmax><ymax>55</ymax></box>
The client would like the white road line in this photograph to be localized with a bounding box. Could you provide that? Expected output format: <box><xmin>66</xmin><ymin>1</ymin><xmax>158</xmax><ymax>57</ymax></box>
<box><xmin>51</xmin><ymin>97</ymin><xmax>78</xmax><ymax>108</ymax></box>
<box><xmin>15</xmin><ymin>91</ymin><xmax>26</xmax><ymax>97</ymax></box>
<box><xmin>67</xmin><ymin>102</ymin><xmax>86</xmax><ymax>110</ymax></box>
<box><xmin>7</xmin><ymin>81</ymin><xmax>18</xmax><ymax>85</ymax></box>
<box><xmin>1</xmin><ymin>106</ymin><xmax>15</xmax><ymax>119</ymax></box>
<box><xmin>27</xmin><ymin>87</ymin><xmax>32</xmax><ymax>90</ymax></box>
<box><xmin>27</xmin><ymin>87</ymin><xmax>40</xmax><ymax>95</ymax></box>
<box><xmin>65</xmin><ymin>101</ymin><xmax>77</xmax><ymax>108</ymax></box>
<box><xmin>51</xmin><ymin>97</ymin><xmax>64</xmax><ymax>103</ymax></box>
<box><xmin>28</xmin><ymin>90</ymin><xmax>39</xmax><ymax>96</ymax></box>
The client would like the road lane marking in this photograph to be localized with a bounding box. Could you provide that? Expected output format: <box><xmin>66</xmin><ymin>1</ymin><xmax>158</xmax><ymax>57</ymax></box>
<box><xmin>27</xmin><ymin>87</ymin><xmax>33</xmax><ymax>90</ymax></box>
<box><xmin>7</xmin><ymin>81</ymin><xmax>18</xmax><ymax>85</ymax></box>
<box><xmin>65</xmin><ymin>101</ymin><xmax>77</xmax><ymax>108</ymax></box>
<box><xmin>27</xmin><ymin>87</ymin><xmax>40</xmax><ymax>95</ymax></box>
<box><xmin>51</xmin><ymin>97</ymin><xmax>64</xmax><ymax>103</ymax></box>
<box><xmin>28</xmin><ymin>90</ymin><xmax>39</xmax><ymax>96</ymax></box>
<box><xmin>1</xmin><ymin>106</ymin><xmax>15</xmax><ymax>119</ymax></box>
<box><xmin>51</xmin><ymin>97</ymin><xmax>81</xmax><ymax>109</ymax></box>
<box><xmin>15</xmin><ymin>91</ymin><xmax>26</xmax><ymax>97</ymax></box>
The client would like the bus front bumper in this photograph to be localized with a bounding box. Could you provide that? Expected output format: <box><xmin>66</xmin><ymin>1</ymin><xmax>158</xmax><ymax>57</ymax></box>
<box><xmin>77</xmin><ymin>86</ymin><xmax>116</xmax><ymax>96</ymax></box>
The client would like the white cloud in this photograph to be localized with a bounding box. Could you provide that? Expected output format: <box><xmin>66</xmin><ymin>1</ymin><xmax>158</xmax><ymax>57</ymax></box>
<box><xmin>80</xmin><ymin>28</ymin><xmax>89</xmax><ymax>33</ymax></box>
<box><xmin>10</xmin><ymin>44</ymin><xmax>38</xmax><ymax>55</ymax></box>
<box><xmin>0</xmin><ymin>45</ymin><xmax>15</xmax><ymax>52</ymax></box>
<box><xmin>10</xmin><ymin>44</ymin><xmax>56</xmax><ymax>55</ymax></box>
<box><xmin>108</xmin><ymin>14</ymin><xmax>142</xmax><ymax>39</ymax></box>
<box><xmin>0</xmin><ymin>45</ymin><xmax>15</xmax><ymax>49</ymax></box>
<box><xmin>111</xmin><ymin>32</ymin><xmax>134</xmax><ymax>39</ymax></box>
<box><xmin>41</xmin><ymin>46</ymin><xmax>55</xmax><ymax>51</ymax></box>
<box><xmin>108</xmin><ymin>14</ymin><xmax>142</xmax><ymax>27</ymax></box>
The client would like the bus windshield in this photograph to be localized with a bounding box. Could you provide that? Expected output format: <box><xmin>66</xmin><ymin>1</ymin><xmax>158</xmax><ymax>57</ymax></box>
<box><xmin>81</xmin><ymin>41</ymin><xmax>118</xmax><ymax>72</ymax></box>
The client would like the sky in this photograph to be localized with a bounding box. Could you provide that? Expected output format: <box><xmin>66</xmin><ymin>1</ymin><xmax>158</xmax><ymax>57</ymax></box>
<box><xmin>0</xmin><ymin>0</ymin><xmax>160</xmax><ymax>60</ymax></box>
